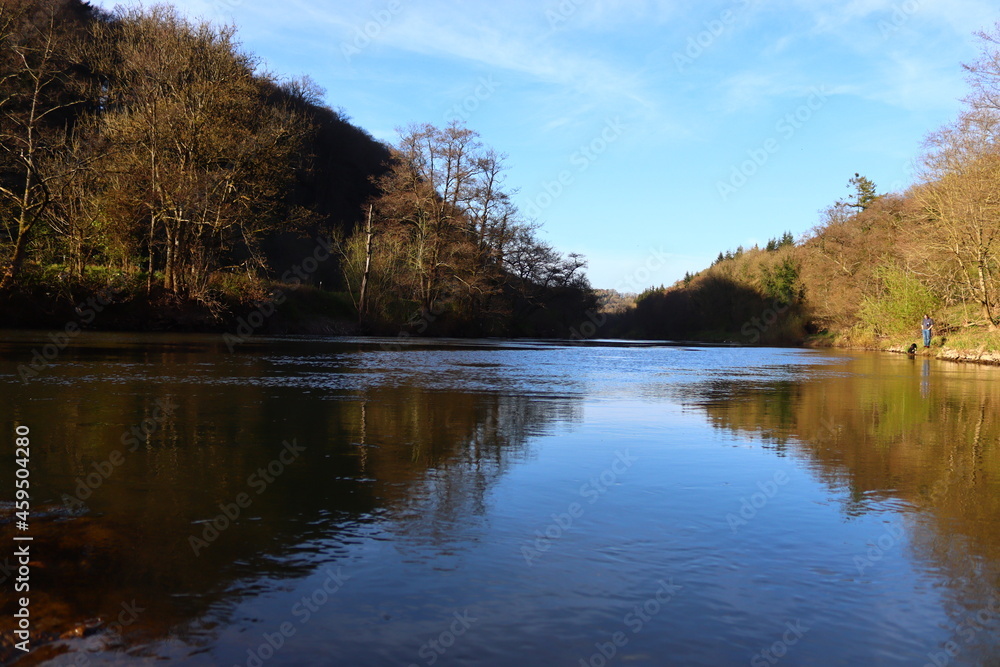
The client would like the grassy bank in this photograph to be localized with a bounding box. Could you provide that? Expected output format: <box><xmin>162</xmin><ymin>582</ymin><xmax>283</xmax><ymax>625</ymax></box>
<box><xmin>804</xmin><ymin>304</ymin><xmax>1000</xmax><ymax>366</ymax></box>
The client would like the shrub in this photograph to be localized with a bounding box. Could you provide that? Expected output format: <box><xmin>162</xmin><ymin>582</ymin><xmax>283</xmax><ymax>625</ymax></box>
<box><xmin>856</xmin><ymin>264</ymin><xmax>939</xmax><ymax>337</ymax></box>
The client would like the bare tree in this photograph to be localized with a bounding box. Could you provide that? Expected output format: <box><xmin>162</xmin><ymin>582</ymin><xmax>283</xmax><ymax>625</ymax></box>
<box><xmin>962</xmin><ymin>22</ymin><xmax>1000</xmax><ymax>115</ymax></box>
<box><xmin>917</xmin><ymin>111</ymin><xmax>1000</xmax><ymax>324</ymax></box>
<box><xmin>91</xmin><ymin>6</ymin><xmax>306</xmax><ymax>298</ymax></box>
<box><xmin>366</xmin><ymin>121</ymin><xmax>592</xmax><ymax>328</ymax></box>
<box><xmin>372</xmin><ymin>122</ymin><xmax>480</xmax><ymax>313</ymax></box>
<box><xmin>0</xmin><ymin>0</ymin><xmax>87</xmax><ymax>289</ymax></box>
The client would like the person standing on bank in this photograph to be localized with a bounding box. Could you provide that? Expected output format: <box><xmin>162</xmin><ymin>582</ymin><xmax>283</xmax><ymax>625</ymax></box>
<box><xmin>922</xmin><ymin>313</ymin><xmax>934</xmax><ymax>348</ymax></box>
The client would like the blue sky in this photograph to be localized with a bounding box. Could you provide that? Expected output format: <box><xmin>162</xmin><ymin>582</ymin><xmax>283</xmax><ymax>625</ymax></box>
<box><xmin>93</xmin><ymin>0</ymin><xmax>999</xmax><ymax>290</ymax></box>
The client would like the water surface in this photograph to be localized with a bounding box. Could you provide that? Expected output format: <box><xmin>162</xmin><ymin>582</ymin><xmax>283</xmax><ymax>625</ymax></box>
<box><xmin>1</xmin><ymin>333</ymin><xmax>999</xmax><ymax>665</ymax></box>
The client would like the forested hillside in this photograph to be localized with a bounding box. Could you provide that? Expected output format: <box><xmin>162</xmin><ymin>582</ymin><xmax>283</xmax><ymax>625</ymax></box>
<box><xmin>0</xmin><ymin>0</ymin><xmax>592</xmax><ymax>335</ymax></box>
<box><xmin>7</xmin><ymin>0</ymin><xmax>1000</xmax><ymax>349</ymax></box>
<box><xmin>613</xmin><ymin>24</ymin><xmax>1000</xmax><ymax>353</ymax></box>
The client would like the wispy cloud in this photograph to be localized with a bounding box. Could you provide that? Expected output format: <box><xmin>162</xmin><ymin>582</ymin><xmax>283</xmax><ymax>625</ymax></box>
<box><xmin>547</xmin><ymin>0</ymin><xmax>681</xmax><ymax>31</ymax></box>
<box><xmin>865</xmin><ymin>50</ymin><xmax>969</xmax><ymax>111</ymax></box>
<box><xmin>378</xmin><ymin>11</ymin><xmax>653</xmax><ymax>108</ymax></box>
<box><xmin>715</xmin><ymin>70</ymin><xmax>807</xmax><ymax>114</ymax></box>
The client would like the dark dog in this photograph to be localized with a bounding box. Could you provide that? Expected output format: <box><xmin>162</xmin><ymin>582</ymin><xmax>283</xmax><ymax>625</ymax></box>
<box><xmin>907</xmin><ymin>343</ymin><xmax>918</xmax><ymax>355</ymax></box>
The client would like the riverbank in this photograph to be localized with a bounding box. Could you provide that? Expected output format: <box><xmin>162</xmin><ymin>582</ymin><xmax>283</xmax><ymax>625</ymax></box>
<box><xmin>0</xmin><ymin>265</ymin><xmax>594</xmax><ymax>338</ymax></box>
<box><xmin>877</xmin><ymin>343</ymin><xmax>1000</xmax><ymax>366</ymax></box>
<box><xmin>6</xmin><ymin>281</ymin><xmax>1000</xmax><ymax>367</ymax></box>
<box><xmin>0</xmin><ymin>281</ymin><xmax>361</xmax><ymax>337</ymax></box>
<box><xmin>804</xmin><ymin>325</ymin><xmax>1000</xmax><ymax>366</ymax></box>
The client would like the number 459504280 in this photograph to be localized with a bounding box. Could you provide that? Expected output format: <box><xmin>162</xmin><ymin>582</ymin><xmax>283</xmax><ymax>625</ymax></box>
<box><xmin>15</xmin><ymin>425</ymin><xmax>30</xmax><ymax>524</ymax></box>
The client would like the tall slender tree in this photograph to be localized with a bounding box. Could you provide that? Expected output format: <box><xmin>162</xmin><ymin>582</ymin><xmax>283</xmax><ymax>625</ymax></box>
<box><xmin>0</xmin><ymin>0</ymin><xmax>89</xmax><ymax>289</ymax></box>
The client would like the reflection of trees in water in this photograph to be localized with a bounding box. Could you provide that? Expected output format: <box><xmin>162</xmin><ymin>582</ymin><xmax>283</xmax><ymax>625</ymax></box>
<box><xmin>375</xmin><ymin>393</ymin><xmax>581</xmax><ymax>548</ymax></box>
<box><xmin>687</xmin><ymin>379</ymin><xmax>801</xmax><ymax>452</ymax></box>
<box><xmin>685</xmin><ymin>354</ymin><xmax>1000</xmax><ymax>659</ymax></box>
<box><xmin>0</xmin><ymin>342</ymin><xmax>583</xmax><ymax>661</ymax></box>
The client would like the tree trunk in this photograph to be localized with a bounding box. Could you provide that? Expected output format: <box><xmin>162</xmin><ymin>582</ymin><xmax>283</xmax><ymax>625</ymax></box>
<box><xmin>358</xmin><ymin>205</ymin><xmax>373</xmax><ymax>321</ymax></box>
<box><xmin>978</xmin><ymin>262</ymin><xmax>997</xmax><ymax>325</ymax></box>
<box><xmin>164</xmin><ymin>221</ymin><xmax>176</xmax><ymax>293</ymax></box>
<box><xmin>71</xmin><ymin>231</ymin><xmax>84</xmax><ymax>279</ymax></box>
<box><xmin>1</xmin><ymin>154</ymin><xmax>39</xmax><ymax>290</ymax></box>
<box><xmin>146</xmin><ymin>215</ymin><xmax>156</xmax><ymax>294</ymax></box>
<box><xmin>0</xmin><ymin>219</ymin><xmax>32</xmax><ymax>290</ymax></box>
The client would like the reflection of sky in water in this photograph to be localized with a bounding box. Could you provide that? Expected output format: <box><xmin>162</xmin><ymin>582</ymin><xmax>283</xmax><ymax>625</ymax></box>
<box><xmin>0</xmin><ymin>334</ymin><xmax>998</xmax><ymax>665</ymax></box>
<box><xmin>10</xmin><ymin>335</ymin><xmax>854</xmax><ymax>397</ymax></box>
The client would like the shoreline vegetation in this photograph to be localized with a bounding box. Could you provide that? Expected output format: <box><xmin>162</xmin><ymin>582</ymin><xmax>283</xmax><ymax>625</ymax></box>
<box><xmin>3</xmin><ymin>3</ymin><xmax>1000</xmax><ymax>366</ymax></box>
<box><xmin>1</xmin><ymin>1</ymin><xmax>594</xmax><ymax>340</ymax></box>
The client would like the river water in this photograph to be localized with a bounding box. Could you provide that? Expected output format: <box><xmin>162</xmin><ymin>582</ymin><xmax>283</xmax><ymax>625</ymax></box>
<box><xmin>1</xmin><ymin>332</ymin><xmax>999</xmax><ymax>666</ymax></box>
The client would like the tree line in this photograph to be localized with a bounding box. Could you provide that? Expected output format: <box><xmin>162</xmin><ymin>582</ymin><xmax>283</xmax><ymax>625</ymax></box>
<box><xmin>611</xmin><ymin>23</ymin><xmax>1000</xmax><ymax>347</ymax></box>
<box><xmin>0</xmin><ymin>0</ymin><xmax>592</xmax><ymax>335</ymax></box>
<box><xmin>335</xmin><ymin>121</ymin><xmax>591</xmax><ymax>335</ymax></box>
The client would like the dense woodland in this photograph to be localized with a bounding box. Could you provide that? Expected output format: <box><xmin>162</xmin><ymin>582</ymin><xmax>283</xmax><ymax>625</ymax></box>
<box><xmin>5</xmin><ymin>1</ymin><xmax>1000</xmax><ymax>347</ymax></box>
<box><xmin>0</xmin><ymin>0</ymin><xmax>593</xmax><ymax>336</ymax></box>
<box><xmin>614</xmin><ymin>24</ymin><xmax>1000</xmax><ymax>349</ymax></box>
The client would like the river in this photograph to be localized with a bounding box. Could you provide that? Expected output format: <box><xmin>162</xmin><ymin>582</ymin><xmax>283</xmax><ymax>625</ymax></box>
<box><xmin>1</xmin><ymin>332</ymin><xmax>998</xmax><ymax>665</ymax></box>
